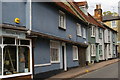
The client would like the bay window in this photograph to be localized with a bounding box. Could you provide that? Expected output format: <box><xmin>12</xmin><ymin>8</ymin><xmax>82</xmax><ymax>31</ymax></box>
<box><xmin>0</xmin><ymin>36</ymin><xmax>31</xmax><ymax>77</ymax></box>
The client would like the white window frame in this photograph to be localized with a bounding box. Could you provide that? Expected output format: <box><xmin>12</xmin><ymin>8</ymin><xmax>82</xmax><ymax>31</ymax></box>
<box><xmin>83</xmin><ymin>27</ymin><xmax>86</xmax><ymax>38</ymax></box>
<box><xmin>73</xmin><ymin>46</ymin><xmax>78</xmax><ymax>60</ymax></box>
<box><xmin>0</xmin><ymin>36</ymin><xmax>32</xmax><ymax>79</ymax></box>
<box><xmin>91</xmin><ymin>44</ymin><xmax>96</xmax><ymax>56</ymax></box>
<box><xmin>50</xmin><ymin>40</ymin><xmax>60</xmax><ymax>63</ymax></box>
<box><xmin>99</xmin><ymin>28</ymin><xmax>102</xmax><ymax>39</ymax></box>
<box><xmin>91</xmin><ymin>26</ymin><xmax>95</xmax><ymax>37</ymax></box>
<box><xmin>59</xmin><ymin>10</ymin><xmax>66</xmax><ymax>29</ymax></box>
<box><xmin>76</xmin><ymin>23</ymin><xmax>82</xmax><ymax>37</ymax></box>
<box><xmin>108</xmin><ymin>30</ymin><xmax>110</xmax><ymax>42</ymax></box>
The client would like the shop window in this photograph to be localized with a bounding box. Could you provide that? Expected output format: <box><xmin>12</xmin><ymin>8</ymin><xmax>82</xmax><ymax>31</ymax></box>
<box><xmin>0</xmin><ymin>47</ymin><xmax>2</xmax><ymax>75</ymax></box>
<box><xmin>20</xmin><ymin>40</ymin><xmax>30</xmax><ymax>45</ymax></box>
<box><xmin>0</xmin><ymin>37</ymin><xmax>2</xmax><ymax>44</ymax></box>
<box><xmin>18</xmin><ymin>46</ymin><xmax>30</xmax><ymax>73</ymax></box>
<box><xmin>3</xmin><ymin>37</ymin><xmax>15</xmax><ymax>44</ymax></box>
<box><xmin>3</xmin><ymin>46</ymin><xmax>30</xmax><ymax>75</ymax></box>
<box><xmin>3</xmin><ymin>46</ymin><xmax>17</xmax><ymax>75</ymax></box>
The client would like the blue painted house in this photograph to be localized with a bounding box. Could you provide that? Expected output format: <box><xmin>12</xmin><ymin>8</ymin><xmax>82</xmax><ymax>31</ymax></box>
<box><xmin>0</xmin><ymin>1</ymin><xmax>89</xmax><ymax>79</ymax></box>
<box><xmin>32</xmin><ymin>2</ymin><xmax>89</xmax><ymax>78</ymax></box>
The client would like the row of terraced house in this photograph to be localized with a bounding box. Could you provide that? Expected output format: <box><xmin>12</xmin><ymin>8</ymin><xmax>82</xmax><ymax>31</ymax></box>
<box><xmin>0</xmin><ymin>0</ymin><xmax>118</xmax><ymax>80</ymax></box>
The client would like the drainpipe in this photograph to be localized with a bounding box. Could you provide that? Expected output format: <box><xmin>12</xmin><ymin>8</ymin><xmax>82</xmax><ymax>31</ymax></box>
<box><xmin>29</xmin><ymin>0</ymin><xmax>32</xmax><ymax>31</ymax></box>
<box><xmin>0</xmin><ymin>0</ymin><xmax>2</xmax><ymax>25</ymax></box>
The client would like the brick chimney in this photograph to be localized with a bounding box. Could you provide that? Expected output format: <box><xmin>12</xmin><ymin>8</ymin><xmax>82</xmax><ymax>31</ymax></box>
<box><xmin>94</xmin><ymin>4</ymin><xmax>102</xmax><ymax>22</ymax></box>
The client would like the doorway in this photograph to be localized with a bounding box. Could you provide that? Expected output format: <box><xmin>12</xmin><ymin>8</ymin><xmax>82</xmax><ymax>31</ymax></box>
<box><xmin>61</xmin><ymin>43</ymin><xmax>67</xmax><ymax>71</ymax></box>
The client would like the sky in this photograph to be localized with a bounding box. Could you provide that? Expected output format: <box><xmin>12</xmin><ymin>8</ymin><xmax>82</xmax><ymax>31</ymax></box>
<box><xmin>75</xmin><ymin>0</ymin><xmax>120</xmax><ymax>15</ymax></box>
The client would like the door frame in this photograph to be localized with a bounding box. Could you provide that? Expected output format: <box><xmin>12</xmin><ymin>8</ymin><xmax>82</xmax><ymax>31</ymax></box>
<box><xmin>60</xmin><ymin>42</ymin><xmax>67</xmax><ymax>71</ymax></box>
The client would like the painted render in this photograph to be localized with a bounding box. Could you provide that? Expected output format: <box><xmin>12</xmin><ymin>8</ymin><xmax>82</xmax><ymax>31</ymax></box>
<box><xmin>0</xmin><ymin>1</ymin><xmax>118</xmax><ymax>79</ymax></box>
<box><xmin>32</xmin><ymin>2</ymin><xmax>87</xmax><ymax>74</ymax></box>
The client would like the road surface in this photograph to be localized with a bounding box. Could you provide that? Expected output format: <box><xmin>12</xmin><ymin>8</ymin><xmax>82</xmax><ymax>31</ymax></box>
<box><xmin>76</xmin><ymin>62</ymin><xmax>119</xmax><ymax>79</ymax></box>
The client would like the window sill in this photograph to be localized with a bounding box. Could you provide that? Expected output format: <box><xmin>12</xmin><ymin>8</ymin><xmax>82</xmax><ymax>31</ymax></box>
<box><xmin>1</xmin><ymin>72</ymin><xmax>32</xmax><ymax>79</ymax></box>
<box><xmin>91</xmin><ymin>36</ymin><xmax>95</xmax><ymax>38</ymax></box>
<box><xmin>83</xmin><ymin>37</ymin><xmax>86</xmax><ymax>39</ymax></box>
<box><xmin>58</xmin><ymin>26</ymin><xmax>66</xmax><ymax>31</ymax></box>
<box><xmin>51</xmin><ymin>61</ymin><xmax>60</xmax><ymax>64</ymax></box>
<box><xmin>73</xmin><ymin>59</ymin><xmax>78</xmax><ymax>61</ymax></box>
<box><xmin>77</xmin><ymin>35</ymin><xmax>82</xmax><ymax>37</ymax></box>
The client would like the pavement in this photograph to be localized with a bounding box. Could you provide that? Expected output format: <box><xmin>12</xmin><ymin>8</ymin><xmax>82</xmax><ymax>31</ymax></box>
<box><xmin>46</xmin><ymin>59</ymin><xmax>119</xmax><ymax>80</ymax></box>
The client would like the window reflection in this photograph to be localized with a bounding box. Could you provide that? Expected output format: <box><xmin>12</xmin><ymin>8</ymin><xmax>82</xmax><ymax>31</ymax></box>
<box><xmin>18</xmin><ymin>46</ymin><xmax>30</xmax><ymax>73</ymax></box>
<box><xmin>3</xmin><ymin>46</ymin><xmax>17</xmax><ymax>75</ymax></box>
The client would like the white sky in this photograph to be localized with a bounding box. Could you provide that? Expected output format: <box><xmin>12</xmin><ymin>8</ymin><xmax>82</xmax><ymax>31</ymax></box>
<box><xmin>75</xmin><ymin>0</ymin><xmax>120</xmax><ymax>15</ymax></box>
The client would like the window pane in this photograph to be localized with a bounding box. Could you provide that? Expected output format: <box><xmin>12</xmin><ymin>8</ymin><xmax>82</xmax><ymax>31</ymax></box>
<box><xmin>0</xmin><ymin>47</ymin><xmax>2</xmax><ymax>75</ymax></box>
<box><xmin>3</xmin><ymin>37</ymin><xmax>15</xmax><ymax>44</ymax></box>
<box><xmin>20</xmin><ymin>40</ymin><xmax>30</xmax><ymax>45</ymax></box>
<box><xmin>0</xmin><ymin>37</ymin><xmax>2</xmax><ymax>44</ymax></box>
<box><xmin>3</xmin><ymin>46</ymin><xmax>17</xmax><ymax>75</ymax></box>
<box><xmin>18</xmin><ymin>46</ymin><xmax>30</xmax><ymax>73</ymax></box>
<box><xmin>51</xmin><ymin>48</ymin><xmax>59</xmax><ymax>62</ymax></box>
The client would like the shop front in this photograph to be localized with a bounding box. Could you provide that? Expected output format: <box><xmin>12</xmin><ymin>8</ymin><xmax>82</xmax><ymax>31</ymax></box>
<box><xmin>0</xmin><ymin>26</ymin><xmax>32</xmax><ymax>80</ymax></box>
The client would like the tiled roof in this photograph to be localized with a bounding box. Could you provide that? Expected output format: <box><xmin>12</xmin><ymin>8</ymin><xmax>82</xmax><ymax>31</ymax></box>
<box><xmin>53</xmin><ymin>1</ymin><xmax>87</xmax><ymax>22</ymax></box>
<box><xmin>75</xmin><ymin>1</ymin><xmax>88</xmax><ymax>6</ymax></box>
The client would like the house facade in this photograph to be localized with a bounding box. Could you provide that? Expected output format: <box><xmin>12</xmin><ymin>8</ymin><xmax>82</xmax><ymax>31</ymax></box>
<box><xmin>32</xmin><ymin>2</ymin><xmax>89</xmax><ymax>78</ymax></box>
<box><xmin>103</xmin><ymin>15</ymin><xmax>120</xmax><ymax>58</ymax></box>
<box><xmin>0</xmin><ymin>1</ymin><xmax>89</xmax><ymax>79</ymax></box>
<box><xmin>0</xmin><ymin>1</ymin><xmax>118</xmax><ymax>80</ymax></box>
<box><xmin>94</xmin><ymin>4</ymin><xmax>118</xmax><ymax>61</ymax></box>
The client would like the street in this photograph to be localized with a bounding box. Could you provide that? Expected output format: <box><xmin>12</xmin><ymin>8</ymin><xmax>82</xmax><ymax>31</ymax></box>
<box><xmin>76</xmin><ymin>62</ymin><xmax>119</xmax><ymax>79</ymax></box>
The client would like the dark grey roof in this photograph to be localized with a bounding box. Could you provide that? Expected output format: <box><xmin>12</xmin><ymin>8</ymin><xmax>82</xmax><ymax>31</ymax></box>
<box><xmin>102</xmin><ymin>15</ymin><xmax>120</xmax><ymax>22</ymax></box>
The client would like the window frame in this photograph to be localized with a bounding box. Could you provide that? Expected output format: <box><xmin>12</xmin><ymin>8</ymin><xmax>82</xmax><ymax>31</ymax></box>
<box><xmin>91</xmin><ymin>44</ymin><xmax>96</xmax><ymax>56</ymax></box>
<box><xmin>99</xmin><ymin>28</ymin><xmax>102</xmax><ymax>39</ymax></box>
<box><xmin>83</xmin><ymin>27</ymin><xmax>86</xmax><ymax>39</ymax></box>
<box><xmin>59</xmin><ymin>10</ymin><xmax>66</xmax><ymax>30</ymax></box>
<box><xmin>76</xmin><ymin>23</ymin><xmax>82</xmax><ymax>37</ymax></box>
<box><xmin>73</xmin><ymin>46</ymin><xmax>78</xmax><ymax>61</ymax></box>
<box><xmin>91</xmin><ymin>26</ymin><xmax>95</xmax><ymax>37</ymax></box>
<box><xmin>0</xmin><ymin>36</ymin><xmax>32</xmax><ymax>78</ymax></box>
<box><xmin>99</xmin><ymin>45</ymin><xmax>102</xmax><ymax>56</ymax></box>
<box><xmin>50</xmin><ymin>40</ymin><xmax>60</xmax><ymax>63</ymax></box>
